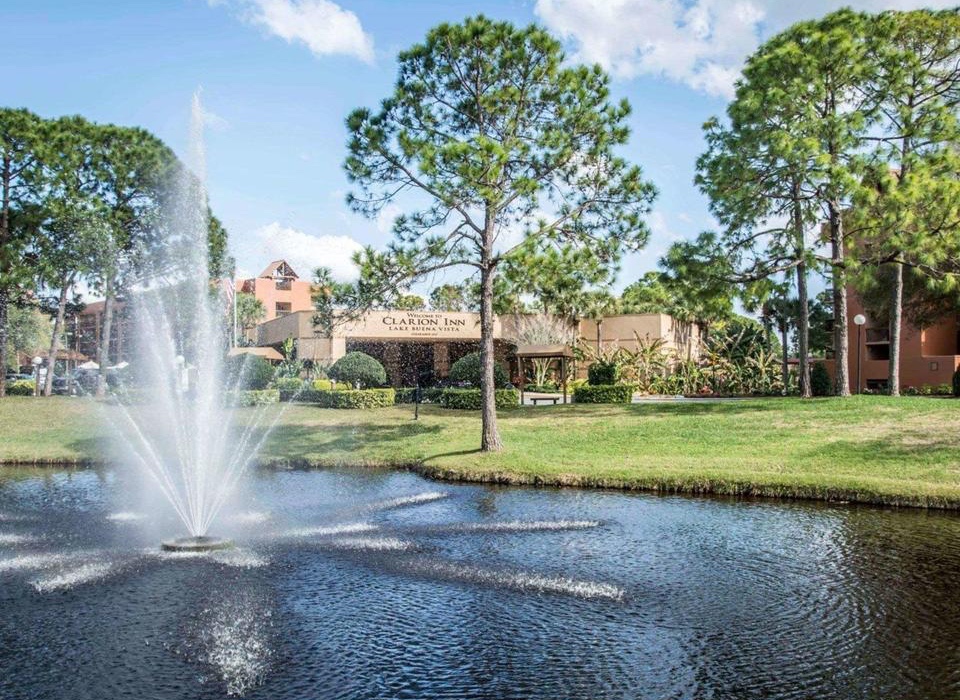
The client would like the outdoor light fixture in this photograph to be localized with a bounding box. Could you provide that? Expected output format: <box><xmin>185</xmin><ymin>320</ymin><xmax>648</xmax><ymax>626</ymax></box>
<box><xmin>31</xmin><ymin>356</ymin><xmax>43</xmax><ymax>397</ymax></box>
<box><xmin>854</xmin><ymin>314</ymin><xmax>866</xmax><ymax>394</ymax></box>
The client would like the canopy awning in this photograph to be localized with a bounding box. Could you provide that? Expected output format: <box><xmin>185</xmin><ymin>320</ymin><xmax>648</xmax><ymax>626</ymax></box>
<box><xmin>515</xmin><ymin>343</ymin><xmax>575</xmax><ymax>359</ymax></box>
<box><xmin>227</xmin><ymin>346</ymin><xmax>284</xmax><ymax>362</ymax></box>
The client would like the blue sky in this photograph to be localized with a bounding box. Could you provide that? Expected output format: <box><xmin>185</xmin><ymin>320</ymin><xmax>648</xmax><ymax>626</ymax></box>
<box><xmin>1</xmin><ymin>0</ymin><xmax>952</xmax><ymax>295</ymax></box>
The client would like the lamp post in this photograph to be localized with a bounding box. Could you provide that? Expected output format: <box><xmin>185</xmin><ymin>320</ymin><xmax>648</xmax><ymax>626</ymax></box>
<box><xmin>31</xmin><ymin>356</ymin><xmax>43</xmax><ymax>397</ymax></box>
<box><xmin>854</xmin><ymin>314</ymin><xmax>866</xmax><ymax>395</ymax></box>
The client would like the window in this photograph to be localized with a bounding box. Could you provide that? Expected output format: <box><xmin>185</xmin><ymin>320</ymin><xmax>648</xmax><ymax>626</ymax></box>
<box><xmin>275</xmin><ymin>302</ymin><xmax>292</xmax><ymax>317</ymax></box>
<box><xmin>867</xmin><ymin>344</ymin><xmax>890</xmax><ymax>361</ymax></box>
<box><xmin>275</xmin><ymin>279</ymin><xmax>291</xmax><ymax>291</ymax></box>
<box><xmin>866</xmin><ymin>328</ymin><xmax>889</xmax><ymax>343</ymax></box>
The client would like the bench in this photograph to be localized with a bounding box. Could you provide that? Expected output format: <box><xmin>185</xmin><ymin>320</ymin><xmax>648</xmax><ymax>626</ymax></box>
<box><xmin>529</xmin><ymin>396</ymin><xmax>560</xmax><ymax>405</ymax></box>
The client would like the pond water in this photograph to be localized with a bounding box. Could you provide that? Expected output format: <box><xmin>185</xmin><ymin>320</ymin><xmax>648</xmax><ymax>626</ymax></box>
<box><xmin>1</xmin><ymin>466</ymin><xmax>959</xmax><ymax>699</ymax></box>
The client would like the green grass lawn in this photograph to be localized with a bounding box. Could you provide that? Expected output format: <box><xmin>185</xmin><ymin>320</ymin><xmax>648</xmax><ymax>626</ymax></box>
<box><xmin>2</xmin><ymin>395</ymin><xmax>959</xmax><ymax>507</ymax></box>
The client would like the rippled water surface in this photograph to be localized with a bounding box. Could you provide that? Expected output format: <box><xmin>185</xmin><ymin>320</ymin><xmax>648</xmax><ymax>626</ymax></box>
<box><xmin>2</xmin><ymin>466</ymin><xmax>960</xmax><ymax>699</ymax></box>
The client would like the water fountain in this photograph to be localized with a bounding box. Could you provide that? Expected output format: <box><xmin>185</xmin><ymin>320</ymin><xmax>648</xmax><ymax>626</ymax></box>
<box><xmin>111</xmin><ymin>92</ymin><xmax>276</xmax><ymax>552</ymax></box>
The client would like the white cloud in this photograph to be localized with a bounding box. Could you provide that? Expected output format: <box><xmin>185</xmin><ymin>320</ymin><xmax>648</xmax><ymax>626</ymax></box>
<box><xmin>535</xmin><ymin>0</ymin><xmax>958</xmax><ymax>98</ymax></box>
<box><xmin>253</xmin><ymin>222</ymin><xmax>363</xmax><ymax>282</ymax></box>
<box><xmin>245</xmin><ymin>0</ymin><xmax>374</xmax><ymax>63</ymax></box>
<box><xmin>647</xmin><ymin>209</ymin><xmax>683</xmax><ymax>244</ymax></box>
<box><xmin>375</xmin><ymin>203</ymin><xmax>402</xmax><ymax>234</ymax></box>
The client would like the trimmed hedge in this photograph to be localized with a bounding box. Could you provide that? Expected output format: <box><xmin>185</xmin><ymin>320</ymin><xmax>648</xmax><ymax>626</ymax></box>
<box><xmin>573</xmin><ymin>384</ymin><xmax>633</xmax><ymax>404</ymax></box>
<box><xmin>276</xmin><ymin>377</ymin><xmax>304</xmax><ymax>401</ymax></box>
<box><xmin>226</xmin><ymin>354</ymin><xmax>275</xmax><ymax>390</ymax></box>
<box><xmin>311</xmin><ymin>378</ymin><xmax>336</xmax><ymax>391</ymax></box>
<box><xmin>234</xmin><ymin>389</ymin><xmax>280</xmax><ymax>406</ymax></box>
<box><xmin>811</xmin><ymin>362</ymin><xmax>831</xmax><ymax>397</ymax></box>
<box><xmin>438</xmin><ymin>388</ymin><xmax>520</xmax><ymax>410</ymax></box>
<box><xmin>395</xmin><ymin>387</ymin><xmax>417</xmax><ymax>404</ymax></box>
<box><xmin>5</xmin><ymin>380</ymin><xmax>35</xmax><ymax>396</ymax></box>
<box><xmin>299</xmin><ymin>388</ymin><xmax>395</xmax><ymax>408</ymax></box>
<box><xmin>328</xmin><ymin>352</ymin><xmax>387</xmax><ymax>389</ymax></box>
<box><xmin>448</xmin><ymin>352</ymin><xmax>509</xmax><ymax>388</ymax></box>
<box><xmin>523</xmin><ymin>383</ymin><xmax>559</xmax><ymax>393</ymax></box>
<box><xmin>587</xmin><ymin>360</ymin><xmax>619</xmax><ymax>386</ymax></box>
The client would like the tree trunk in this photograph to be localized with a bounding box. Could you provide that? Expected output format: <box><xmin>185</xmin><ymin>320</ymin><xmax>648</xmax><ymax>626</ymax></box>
<box><xmin>0</xmin><ymin>155</ymin><xmax>10</xmax><ymax>398</ymax></box>
<box><xmin>780</xmin><ymin>321</ymin><xmax>789</xmax><ymax>395</ymax></box>
<box><xmin>479</xmin><ymin>259</ymin><xmax>502</xmax><ymax>452</ymax></box>
<box><xmin>793</xmin><ymin>189</ymin><xmax>811</xmax><ymax>398</ymax></box>
<box><xmin>44</xmin><ymin>273</ymin><xmax>73</xmax><ymax>396</ymax></box>
<box><xmin>596</xmin><ymin>319</ymin><xmax>602</xmax><ymax>352</ymax></box>
<box><xmin>888</xmin><ymin>260</ymin><xmax>903</xmax><ymax>397</ymax></box>
<box><xmin>0</xmin><ymin>287</ymin><xmax>7</xmax><ymax>397</ymax></box>
<box><xmin>796</xmin><ymin>261</ymin><xmax>811</xmax><ymax>398</ymax></box>
<box><xmin>96</xmin><ymin>280</ymin><xmax>115</xmax><ymax>398</ymax></box>
<box><xmin>829</xmin><ymin>202</ymin><xmax>850</xmax><ymax>396</ymax></box>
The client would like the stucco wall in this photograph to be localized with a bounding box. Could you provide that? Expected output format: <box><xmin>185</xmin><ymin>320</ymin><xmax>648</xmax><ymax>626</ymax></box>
<box><xmin>238</xmin><ymin>278</ymin><xmax>313</xmax><ymax>322</ymax></box>
<box><xmin>832</xmin><ymin>287</ymin><xmax>960</xmax><ymax>391</ymax></box>
<box><xmin>576</xmin><ymin>314</ymin><xmax>701</xmax><ymax>362</ymax></box>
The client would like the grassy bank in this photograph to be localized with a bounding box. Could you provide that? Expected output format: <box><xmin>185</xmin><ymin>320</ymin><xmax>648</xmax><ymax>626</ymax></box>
<box><xmin>2</xmin><ymin>396</ymin><xmax>960</xmax><ymax>508</ymax></box>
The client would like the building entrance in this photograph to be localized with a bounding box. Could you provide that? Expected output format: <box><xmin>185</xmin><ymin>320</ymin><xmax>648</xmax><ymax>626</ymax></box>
<box><xmin>346</xmin><ymin>340</ymin><xmax>436</xmax><ymax>387</ymax></box>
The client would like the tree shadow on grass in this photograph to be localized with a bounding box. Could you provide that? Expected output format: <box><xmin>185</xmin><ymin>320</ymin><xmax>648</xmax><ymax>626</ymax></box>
<box><xmin>261</xmin><ymin>421</ymin><xmax>445</xmax><ymax>463</ymax></box>
<box><xmin>419</xmin><ymin>448</ymin><xmax>483</xmax><ymax>463</ymax></box>
<box><xmin>800</xmin><ymin>432</ymin><xmax>960</xmax><ymax>476</ymax></box>
<box><xmin>501</xmin><ymin>399</ymin><xmax>788</xmax><ymax>421</ymax></box>
<box><xmin>63</xmin><ymin>436</ymin><xmax>111</xmax><ymax>464</ymax></box>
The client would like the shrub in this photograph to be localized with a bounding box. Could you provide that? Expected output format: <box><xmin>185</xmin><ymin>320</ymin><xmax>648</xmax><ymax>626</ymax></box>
<box><xmin>935</xmin><ymin>383</ymin><xmax>953</xmax><ymax>396</ymax></box>
<box><xmin>226</xmin><ymin>354</ymin><xmax>275</xmax><ymax>390</ymax></box>
<box><xmin>810</xmin><ymin>362</ymin><xmax>831</xmax><ymax>397</ymax></box>
<box><xmin>523</xmin><ymin>383</ymin><xmax>558</xmax><ymax>393</ymax></box>
<box><xmin>276</xmin><ymin>377</ymin><xmax>304</xmax><ymax>401</ymax></box>
<box><xmin>423</xmin><ymin>387</ymin><xmax>444</xmax><ymax>403</ymax></box>
<box><xmin>328</xmin><ymin>352</ymin><xmax>387</xmax><ymax>389</ymax></box>
<box><xmin>954</xmin><ymin>369</ymin><xmax>960</xmax><ymax>398</ymax></box>
<box><xmin>5</xmin><ymin>380</ymin><xmax>35</xmax><ymax>396</ymax></box>
<box><xmin>587</xmin><ymin>360</ymin><xmax>619</xmax><ymax>386</ymax></box>
<box><xmin>573</xmin><ymin>384</ymin><xmax>633</xmax><ymax>404</ymax></box>
<box><xmin>447</xmin><ymin>352</ymin><xmax>509</xmax><ymax>388</ymax></box>
<box><xmin>299</xmin><ymin>388</ymin><xmax>395</xmax><ymax>408</ymax></box>
<box><xmin>233</xmin><ymin>389</ymin><xmax>280</xmax><ymax>406</ymax></box>
<box><xmin>438</xmin><ymin>388</ymin><xmax>520</xmax><ymax>410</ymax></box>
<box><xmin>394</xmin><ymin>387</ymin><xmax>418</xmax><ymax>404</ymax></box>
<box><xmin>312</xmin><ymin>378</ymin><xmax>335</xmax><ymax>391</ymax></box>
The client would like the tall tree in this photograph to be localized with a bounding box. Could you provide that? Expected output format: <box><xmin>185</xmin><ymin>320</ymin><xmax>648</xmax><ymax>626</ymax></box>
<box><xmin>343</xmin><ymin>16</ymin><xmax>655</xmax><ymax>451</ymax></box>
<box><xmin>851</xmin><ymin>9</ymin><xmax>960</xmax><ymax>396</ymax></box>
<box><xmin>0</xmin><ymin>109</ymin><xmax>46</xmax><ymax>396</ymax></box>
<box><xmin>394</xmin><ymin>294</ymin><xmax>426</xmax><ymax>310</ymax></box>
<box><xmin>75</xmin><ymin>121</ymin><xmax>178</xmax><ymax>395</ymax></box>
<box><xmin>34</xmin><ymin>203</ymin><xmax>101</xmax><ymax>395</ymax></box>
<box><xmin>235</xmin><ymin>292</ymin><xmax>266</xmax><ymax>337</ymax></box>
<box><xmin>429</xmin><ymin>283</ymin><xmax>468</xmax><ymax>312</ymax></box>
<box><xmin>700</xmin><ymin>10</ymin><xmax>881</xmax><ymax>397</ymax></box>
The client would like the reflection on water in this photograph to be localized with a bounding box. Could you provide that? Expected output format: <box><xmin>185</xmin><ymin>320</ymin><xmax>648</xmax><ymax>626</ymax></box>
<box><xmin>1</xmin><ymin>466</ymin><xmax>960</xmax><ymax>699</ymax></box>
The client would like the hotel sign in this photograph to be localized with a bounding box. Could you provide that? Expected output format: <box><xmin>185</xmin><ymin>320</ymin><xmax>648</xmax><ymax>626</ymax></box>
<box><xmin>346</xmin><ymin>310</ymin><xmax>498</xmax><ymax>340</ymax></box>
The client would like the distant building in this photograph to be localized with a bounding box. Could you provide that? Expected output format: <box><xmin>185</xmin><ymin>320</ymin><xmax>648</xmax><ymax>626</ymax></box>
<box><xmin>75</xmin><ymin>300</ymin><xmax>131</xmax><ymax>363</ymax></box>
<box><xmin>236</xmin><ymin>260</ymin><xmax>314</xmax><ymax>322</ymax></box>
<box><xmin>254</xmin><ymin>308</ymin><xmax>700</xmax><ymax>387</ymax></box>
<box><xmin>826</xmin><ymin>286</ymin><xmax>960</xmax><ymax>392</ymax></box>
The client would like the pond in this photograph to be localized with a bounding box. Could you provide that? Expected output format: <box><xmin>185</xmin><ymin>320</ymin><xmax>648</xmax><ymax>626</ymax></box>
<box><xmin>1</xmin><ymin>465</ymin><xmax>959</xmax><ymax>699</ymax></box>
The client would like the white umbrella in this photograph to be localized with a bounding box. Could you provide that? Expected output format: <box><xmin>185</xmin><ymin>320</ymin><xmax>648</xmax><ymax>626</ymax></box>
<box><xmin>78</xmin><ymin>361</ymin><xmax>100</xmax><ymax>370</ymax></box>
